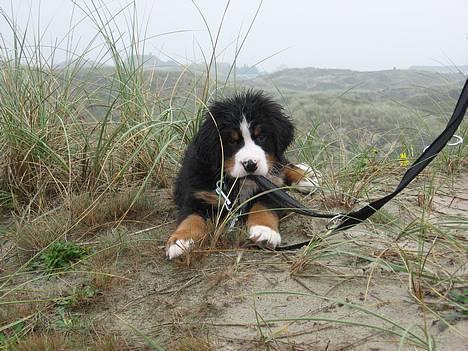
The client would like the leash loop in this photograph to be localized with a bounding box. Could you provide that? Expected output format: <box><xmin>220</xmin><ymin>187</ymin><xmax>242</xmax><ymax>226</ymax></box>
<box><xmin>447</xmin><ymin>134</ymin><xmax>463</xmax><ymax>146</ymax></box>
<box><xmin>423</xmin><ymin>134</ymin><xmax>463</xmax><ymax>151</ymax></box>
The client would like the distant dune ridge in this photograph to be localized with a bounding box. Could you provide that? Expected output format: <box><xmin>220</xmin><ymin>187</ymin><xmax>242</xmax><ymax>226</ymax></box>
<box><xmin>409</xmin><ymin>65</ymin><xmax>468</xmax><ymax>74</ymax></box>
<box><xmin>52</xmin><ymin>56</ymin><xmax>465</xmax><ymax>150</ymax></box>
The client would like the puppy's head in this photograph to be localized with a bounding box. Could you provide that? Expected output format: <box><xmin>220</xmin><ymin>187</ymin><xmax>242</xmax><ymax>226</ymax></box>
<box><xmin>196</xmin><ymin>90</ymin><xmax>294</xmax><ymax>178</ymax></box>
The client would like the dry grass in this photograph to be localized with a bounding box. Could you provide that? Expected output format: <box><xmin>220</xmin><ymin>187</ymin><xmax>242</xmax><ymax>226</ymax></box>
<box><xmin>7</xmin><ymin>188</ymin><xmax>156</xmax><ymax>257</ymax></box>
<box><xmin>9</xmin><ymin>216</ymin><xmax>69</xmax><ymax>255</ymax></box>
<box><xmin>88</xmin><ymin>333</ymin><xmax>133</xmax><ymax>351</ymax></box>
<box><xmin>15</xmin><ymin>333</ymin><xmax>71</xmax><ymax>351</ymax></box>
<box><xmin>167</xmin><ymin>336</ymin><xmax>214</xmax><ymax>351</ymax></box>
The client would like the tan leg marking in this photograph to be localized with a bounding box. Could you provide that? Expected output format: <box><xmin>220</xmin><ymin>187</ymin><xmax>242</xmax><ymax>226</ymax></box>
<box><xmin>283</xmin><ymin>164</ymin><xmax>309</xmax><ymax>185</ymax></box>
<box><xmin>247</xmin><ymin>203</ymin><xmax>281</xmax><ymax>248</ymax></box>
<box><xmin>247</xmin><ymin>203</ymin><xmax>279</xmax><ymax>231</ymax></box>
<box><xmin>283</xmin><ymin>163</ymin><xmax>320</xmax><ymax>193</ymax></box>
<box><xmin>166</xmin><ymin>214</ymin><xmax>207</xmax><ymax>259</ymax></box>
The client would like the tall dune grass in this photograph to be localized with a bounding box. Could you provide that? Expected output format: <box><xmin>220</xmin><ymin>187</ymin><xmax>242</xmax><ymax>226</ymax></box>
<box><xmin>0</xmin><ymin>3</ymin><xmax>201</xmax><ymax>217</ymax></box>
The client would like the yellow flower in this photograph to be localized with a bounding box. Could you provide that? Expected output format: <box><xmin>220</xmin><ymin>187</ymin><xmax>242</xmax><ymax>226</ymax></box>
<box><xmin>399</xmin><ymin>152</ymin><xmax>410</xmax><ymax>167</ymax></box>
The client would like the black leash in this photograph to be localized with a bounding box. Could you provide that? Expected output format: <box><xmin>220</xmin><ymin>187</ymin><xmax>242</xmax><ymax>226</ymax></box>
<box><xmin>251</xmin><ymin>78</ymin><xmax>468</xmax><ymax>250</ymax></box>
<box><xmin>248</xmin><ymin>175</ymin><xmax>338</xmax><ymax>219</ymax></box>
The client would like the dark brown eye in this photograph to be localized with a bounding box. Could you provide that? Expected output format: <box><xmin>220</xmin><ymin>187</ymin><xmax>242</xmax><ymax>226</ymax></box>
<box><xmin>227</xmin><ymin>131</ymin><xmax>240</xmax><ymax>145</ymax></box>
<box><xmin>256</xmin><ymin>134</ymin><xmax>267</xmax><ymax>143</ymax></box>
<box><xmin>253</xmin><ymin>125</ymin><xmax>265</xmax><ymax>143</ymax></box>
<box><xmin>225</xmin><ymin>134</ymin><xmax>238</xmax><ymax>145</ymax></box>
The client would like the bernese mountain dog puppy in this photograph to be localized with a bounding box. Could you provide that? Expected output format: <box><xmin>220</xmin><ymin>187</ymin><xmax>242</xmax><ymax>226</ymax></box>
<box><xmin>166</xmin><ymin>90</ymin><xmax>318</xmax><ymax>259</ymax></box>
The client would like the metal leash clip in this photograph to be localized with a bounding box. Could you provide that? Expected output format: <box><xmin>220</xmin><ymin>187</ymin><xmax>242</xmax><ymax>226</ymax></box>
<box><xmin>215</xmin><ymin>180</ymin><xmax>233</xmax><ymax>212</ymax></box>
<box><xmin>326</xmin><ymin>214</ymin><xmax>344</xmax><ymax>230</ymax></box>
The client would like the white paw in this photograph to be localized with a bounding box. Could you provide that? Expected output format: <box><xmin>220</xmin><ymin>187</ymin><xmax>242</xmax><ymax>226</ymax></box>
<box><xmin>248</xmin><ymin>225</ymin><xmax>281</xmax><ymax>248</ymax></box>
<box><xmin>166</xmin><ymin>239</ymin><xmax>194</xmax><ymax>260</ymax></box>
<box><xmin>293</xmin><ymin>163</ymin><xmax>321</xmax><ymax>194</ymax></box>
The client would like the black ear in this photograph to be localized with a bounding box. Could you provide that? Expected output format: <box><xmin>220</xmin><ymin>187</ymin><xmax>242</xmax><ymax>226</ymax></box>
<box><xmin>193</xmin><ymin>112</ymin><xmax>222</xmax><ymax>170</ymax></box>
<box><xmin>273</xmin><ymin>111</ymin><xmax>294</xmax><ymax>163</ymax></box>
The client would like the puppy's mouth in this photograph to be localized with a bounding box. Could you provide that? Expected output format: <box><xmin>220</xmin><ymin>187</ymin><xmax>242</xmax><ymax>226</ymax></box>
<box><xmin>224</xmin><ymin>154</ymin><xmax>274</xmax><ymax>179</ymax></box>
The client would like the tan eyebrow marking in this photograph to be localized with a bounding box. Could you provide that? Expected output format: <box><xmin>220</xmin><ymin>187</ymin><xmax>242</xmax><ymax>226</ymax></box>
<box><xmin>230</xmin><ymin>130</ymin><xmax>240</xmax><ymax>141</ymax></box>
<box><xmin>254</xmin><ymin>125</ymin><xmax>262</xmax><ymax>137</ymax></box>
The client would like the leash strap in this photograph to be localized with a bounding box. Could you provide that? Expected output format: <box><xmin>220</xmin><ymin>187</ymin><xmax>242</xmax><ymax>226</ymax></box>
<box><xmin>248</xmin><ymin>175</ymin><xmax>338</xmax><ymax>219</ymax></box>
<box><xmin>249</xmin><ymin>78</ymin><xmax>467</xmax><ymax>246</ymax></box>
<box><xmin>334</xmin><ymin>78</ymin><xmax>467</xmax><ymax>231</ymax></box>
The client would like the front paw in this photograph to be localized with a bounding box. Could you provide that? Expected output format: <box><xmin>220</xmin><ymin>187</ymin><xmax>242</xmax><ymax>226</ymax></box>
<box><xmin>166</xmin><ymin>239</ymin><xmax>194</xmax><ymax>260</ymax></box>
<box><xmin>165</xmin><ymin>214</ymin><xmax>206</xmax><ymax>260</ymax></box>
<box><xmin>293</xmin><ymin>163</ymin><xmax>321</xmax><ymax>194</ymax></box>
<box><xmin>248</xmin><ymin>225</ymin><xmax>281</xmax><ymax>248</ymax></box>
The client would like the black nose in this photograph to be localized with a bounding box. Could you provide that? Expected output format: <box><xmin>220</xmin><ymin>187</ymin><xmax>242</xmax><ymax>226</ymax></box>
<box><xmin>242</xmin><ymin>160</ymin><xmax>257</xmax><ymax>173</ymax></box>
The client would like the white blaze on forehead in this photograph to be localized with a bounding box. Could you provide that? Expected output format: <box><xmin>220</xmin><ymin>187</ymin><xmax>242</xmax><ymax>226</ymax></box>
<box><xmin>229</xmin><ymin>116</ymin><xmax>269</xmax><ymax>178</ymax></box>
<box><xmin>239</xmin><ymin>117</ymin><xmax>253</xmax><ymax>143</ymax></box>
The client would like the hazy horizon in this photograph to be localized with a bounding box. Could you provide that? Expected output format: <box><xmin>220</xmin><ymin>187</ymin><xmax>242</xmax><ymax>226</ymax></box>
<box><xmin>0</xmin><ymin>0</ymin><xmax>467</xmax><ymax>72</ymax></box>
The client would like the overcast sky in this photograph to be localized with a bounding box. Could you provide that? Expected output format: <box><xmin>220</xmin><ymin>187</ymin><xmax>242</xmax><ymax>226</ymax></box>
<box><xmin>0</xmin><ymin>0</ymin><xmax>467</xmax><ymax>71</ymax></box>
